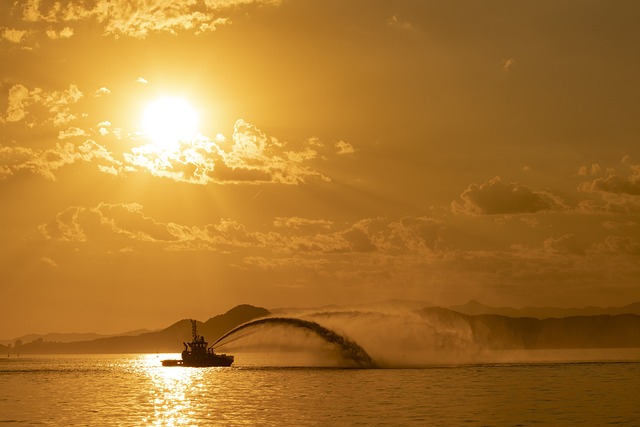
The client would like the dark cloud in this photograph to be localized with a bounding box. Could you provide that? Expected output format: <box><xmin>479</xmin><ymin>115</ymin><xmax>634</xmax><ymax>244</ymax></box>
<box><xmin>580</xmin><ymin>166</ymin><xmax>640</xmax><ymax>196</ymax></box>
<box><xmin>543</xmin><ymin>234</ymin><xmax>585</xmax><ymax>256</ymax></box>
<box><xmin>342</xmin><ymin>228</ymin><xmax>377</xmax><ymax>253</ymax></box>
<box><xmin>453</xmin><ymin>176</ymin><xmax>567</xmax><ymax>215</ymax></box>
<box><xmin>577</xmin><ymin>163</ymin><xmax>640</xmax><ymax>213</ymax></box>
<box><xmin>595</xmin><ymin>235</ymin><xmax>640</xmax><ymax>256</ymax></box>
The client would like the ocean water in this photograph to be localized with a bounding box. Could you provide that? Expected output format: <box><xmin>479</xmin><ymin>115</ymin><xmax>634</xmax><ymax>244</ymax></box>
<box><xmin>1</xmin><ymin>352</ymin><xmax>639</xmax><ymax>426</ymax></box>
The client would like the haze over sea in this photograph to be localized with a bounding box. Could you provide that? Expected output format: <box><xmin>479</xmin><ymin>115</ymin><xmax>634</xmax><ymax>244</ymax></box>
<box><xmin>1</xmin><ymin>351</ymin><xmax>639</xmax><ymax>426</ymax></box>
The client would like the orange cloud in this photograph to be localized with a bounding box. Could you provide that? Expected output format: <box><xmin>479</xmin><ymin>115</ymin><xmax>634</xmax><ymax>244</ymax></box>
<box><xmin>2</xmin><ymin>28</ymin><xmax>28</xmax><ymax>43</ymax></box>
<box><xmin>3</xmin><ymin>83</ymin><xmax>83</xmax><ymax>126</ymax></box>
<box><xmin>0</xmin><ymin>140</ymin><xmax>118</xmax><ymax>180</ymax></box>
<box><xmin>123</xmin><ymin>119</ymin><xmax>331</xmax><ymax>185</ymax></box>
<box><xmin>38</xmin><ymin>203</ymin><xmax>446</xmax><ymax>258</ymax></box>
<box><xmin>14</xmin><ymin>0</ymin><xmax>278</xmax><ymax>39</ymax></box>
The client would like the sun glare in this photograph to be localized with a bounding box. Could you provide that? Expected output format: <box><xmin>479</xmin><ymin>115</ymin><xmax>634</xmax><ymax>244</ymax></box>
<box><xmin>141</xmin><ymin>96</ymin><xmax>199</xmax><ymax>148</ymax></box>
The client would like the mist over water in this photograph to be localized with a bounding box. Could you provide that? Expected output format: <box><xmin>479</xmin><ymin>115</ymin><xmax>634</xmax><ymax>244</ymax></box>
<box><xmin>211</xmin><ymin>306</ymin><xmax>640</xmax><ymax>368</ymax></box>
<box><xmin>302</xmin><ymin>308</ymin><xmax>479</xmax><ymax>367</ymax></box>
<box><xmin>210</xmin><ymin>308</ymin><xmax>480</xmax><ymax>368</ymax></box>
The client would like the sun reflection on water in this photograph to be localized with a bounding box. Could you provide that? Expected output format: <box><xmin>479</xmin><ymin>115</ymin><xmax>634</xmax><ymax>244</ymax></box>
<box><xmin>134</xmin><ymin>355</ymin><xmax>205</xmax><ymax>426</ymax></box>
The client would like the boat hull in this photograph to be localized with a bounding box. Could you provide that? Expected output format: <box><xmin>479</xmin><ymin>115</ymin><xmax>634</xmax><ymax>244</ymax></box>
<box><xmin>162</xmin><ymin>354</ymin><xmax>234</xmax><ymax>367</ymax></box>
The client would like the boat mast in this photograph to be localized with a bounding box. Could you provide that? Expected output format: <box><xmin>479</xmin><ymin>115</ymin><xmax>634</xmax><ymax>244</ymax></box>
<box><xmin>191</xmin><ymin>319</ymin><xmax>198</xmax><ymax>340</ymax></box>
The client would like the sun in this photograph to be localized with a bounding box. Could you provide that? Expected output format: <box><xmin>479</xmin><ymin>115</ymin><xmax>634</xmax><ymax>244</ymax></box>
<box><xmin>141</xmin><ymin>96</ymin><xmax>200</xmax><ymax>148</ymax></box>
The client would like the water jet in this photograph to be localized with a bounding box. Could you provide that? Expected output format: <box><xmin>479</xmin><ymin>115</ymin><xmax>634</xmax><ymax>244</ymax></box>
<box><xmin>211</xmin><ymin>317</ymin><xmax>376</xmax><ymax>368</ymax></box>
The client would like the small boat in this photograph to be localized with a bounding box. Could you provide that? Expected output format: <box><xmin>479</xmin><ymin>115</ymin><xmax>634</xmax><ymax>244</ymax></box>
<box><xmin>161</xmin><ymin>320</ymin><xmax>234</xmax><ymax>367</ymax></box>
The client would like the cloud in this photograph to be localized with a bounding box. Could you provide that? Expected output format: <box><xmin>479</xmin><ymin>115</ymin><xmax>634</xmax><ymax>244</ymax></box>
<box><xmin>4</xmin><ymin>84</ymin><xmax>32</xmax><ymax>122</ymax></box>
<box><xmin>34</xmin><ymin>202</ymin><xmax>640</xmax><ymax>304</ymax></box>
<box><xmin>577</xmin><ymin>163</ymin><xmax>601</xmax><ymax>176</ymax></box>
<box><xmin>39</xmin><ymin>205</ymin><xmax>90</xmax><ymax>242</ymax></box>
<box><xmin>94</xmin><ymin>87</ymin><xmax>111</xmax><ymax>97</ymax></box>
<box><xmin>39</xmin><ymin>203</ymin><xmax>264</xmax><ymax>252</ymax></box>
<box><xmin>542</xmin><ymin>234</ymin><xmax>586</xmax><ymax>256</ymax></box>
<box><xmin>337</xmin><ymin>216</ymin><xmax>446</xmax><ymax>257</ymax></box>
<box><xmin>2</xmin><ymin>28</ymin><xmax>28</xmax><ymax>43</ymax></box>
<box><xmin>577</xmin><ymin>162</ymin><xmax>640</xmax><ymax>213</ymax></box>
<box><xmin>602</xmin><ymin>220</ymin><xmax>637</xmax><ymax>230</ymax></box>
<box><xmin>46</xmin><ymin>26</ymin><xmax>74</xmax><ymax>39</ymax></box>
<box><xmin>38</xmin><ymin>203</ymin><xmax>445</xmax><ymax>259</ymax></box>
<box><xmin>99</xmin><ymin>2</ymin><xmax>230</xmax><ymax>38</ymax></box>
<box><xmin>335</xmin><ymin>140</ymin><xmax>355</xmax><ymax>155</ymax></box>
<box><xmin>14</xmin><ymin>0</ymin><xmax>279</xmax><ymax>39</ymax></box>
<box><xmin>21</xmin><ymin>0</ymin><xmax>45</xmax><ymax>22</ymax></box>
<box><xmin>580</xmin><ymin>164</ymin><xmax>640</xmax><ymax>196</ymax></box>
<box><xmin>96</xmin><ymin>120</ymin><xmax>112</xmax><ymax>136</ymax></box>
<box><xmin>386</xmin><ymin>216</ymin><xmax>444</xmax><ymax>253</ymax></box>
<box><xmin>578</xmin><ymin>195</ymin><xmax>640</xmax><ymax>215</ymax></box>
<box><xmin>40</xmin><ymin>257</ymin><xmax>59</xmax><ymax>267</ymax></box>
<box><xmin>452</xmin><ymin>176</ymin><xmax>567</xmax><ymax>215</ymax></box>
<box><xmin>501</xmin><ymin>58</ymin><xmax>516</xmax><ymax>72</ymax></box>
<box><xmin>58</xmin><ymin>127</ymin><xmax>86</xmax><ymax>140</ymax></box>
<box><xmin>387</xmin><ymin>14</ymin><xmax>413</xmax><ymax>31</ymax></box>
<box><xmin>3</xmin><ymin>99</ymin><xmax>344</xmax><ymax>184</ymax></box>
<box><xmin>2</xmin><ymin>83</ymin><xmax>83</xmax><ymax>126</ymax></box>
<box><xmin>228</xmin><ymin>119</ymin><xmax>279</xmax><ymax>161</ymax></box>
<box><xmin>0</xmin><ymin>140</ymin><xmax>119</xmax><ymax>180</ymax></box>
<box><xmin>39</xmin><ymin>203</ymin><xmax>174</xmax><ymax>243</ymax></box>
<box><xmin>589</xmin><ymin>235</ymin><xmax>640</xmax><ymax>257</ymax></box>
<box><xmin>241</xmin><ymin>255</ymin><xmax>329</xmax><ymax>271</ymax></box>
<box><xmin>273</xmin><ymin>217</ymin><xmax>333</xmax><ymax>230</ymax></box>
<box><xmin>123</xmin><ymin>136</ymin><xmax>221</xmax><ymax>185</ymax></box>
<box><xmin>123</xmin><ymin>119</ymin><xmax>331</xmax><ymax>185</ymax></box>
<box><xmin>226</xmin><ymin>119</ymin><xmax>329</xmax><ymax>183</ymax></box>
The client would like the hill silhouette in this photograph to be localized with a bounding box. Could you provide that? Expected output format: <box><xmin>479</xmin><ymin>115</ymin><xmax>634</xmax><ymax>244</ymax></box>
<box><xmin>419</xmin><ymin>307</ymin><xmax>640</xmax><ymax>349</ymax></box>
<box><xmin>0</xmin><ymin>329</ymin><xmax>155</xmax><ymax>347</ymax></box>
<box><xmin>11</xmin><ymin>305</ymin><xmax>270</xmax><ymax>354</ymax></box>
<box><xmin>7</xmin><ymin>303</ymin><xmax>640</xmax><ymax>355</ymax></box>
<box><xmin>448</xmin><ymin>300</ymin><xmax>640</xmax><ymax>318</ymax></box>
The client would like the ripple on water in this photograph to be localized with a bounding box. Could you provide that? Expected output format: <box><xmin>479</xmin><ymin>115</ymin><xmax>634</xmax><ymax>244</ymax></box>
<box><xmin>0</xmin><ymin>353</ymin><xmax>639</xmax><ymax>426</ymax></box>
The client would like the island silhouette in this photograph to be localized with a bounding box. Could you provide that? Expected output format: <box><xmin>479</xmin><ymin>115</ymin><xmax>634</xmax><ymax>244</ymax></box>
<box><xmin>4</xmin><ymin>301</ymin><xmax>640</xmax><ymax>357</ymax></box>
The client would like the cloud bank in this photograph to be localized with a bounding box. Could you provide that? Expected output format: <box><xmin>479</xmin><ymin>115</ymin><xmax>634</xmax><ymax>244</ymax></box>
<box><xmin>6</xmin><ymin>0</ymin><xmax>281</xmax><ymax>41</ymax></box>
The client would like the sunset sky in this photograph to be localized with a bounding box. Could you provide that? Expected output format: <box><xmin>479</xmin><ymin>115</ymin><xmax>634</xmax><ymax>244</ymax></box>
<box><xmin>1</xmin><ymin>0</ymin><xmax>639</xmax><ymax>338</ymax></box>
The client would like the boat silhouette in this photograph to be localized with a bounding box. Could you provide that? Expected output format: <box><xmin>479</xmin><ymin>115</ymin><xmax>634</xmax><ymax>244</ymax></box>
<box><xmin>161</xmin><ymin>320</ymin><xmax>234</xmax><ymax>367</ymax></box>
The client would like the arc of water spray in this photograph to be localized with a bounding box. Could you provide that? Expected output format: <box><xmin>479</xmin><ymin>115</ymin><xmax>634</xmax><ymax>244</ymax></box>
<box><xmin>211</xmin><ymin>317</ymin><xmax>376</xmax><ymax>368</ymax></box>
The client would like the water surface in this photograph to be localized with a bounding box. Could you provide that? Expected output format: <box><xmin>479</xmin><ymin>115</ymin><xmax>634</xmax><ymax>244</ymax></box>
<box><xmin>1</xmin><ymin>352</ymin><xmax>639</xmax><ymax>426</ymax></box>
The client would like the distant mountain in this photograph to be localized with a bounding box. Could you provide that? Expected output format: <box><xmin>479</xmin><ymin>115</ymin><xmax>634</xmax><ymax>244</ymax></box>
<box><xmin>271</xmin><ymin>299</ymin><xmax>434</xmax><ymax>316</ymax></box>
<box><xmin>11</xmin><ymin>305</ymin><xmax>270</xmax><ymax>355</ymax></box>
<box><xmin>8</xmin><ymin>301</ymin><xmax>640</xmax><ymax>355</ymax></box>
<box><xmin>448</xmin><ymin>300</ymin><xmax>640</xmax><ymax>319</ymax></box>
<box><xmin>419</xmin><ymin>307</ymin><xmax>640</xmax><ymax>349</ymax></box>
<box><xmin>1</xmin><ymin>329</ymin><xmax>155</xmax><ymax>347</ymax></box>
<box><xmin>201</xmin><ymin>304</ymin><xmax>270</xmax><ymax>339</ymax></box>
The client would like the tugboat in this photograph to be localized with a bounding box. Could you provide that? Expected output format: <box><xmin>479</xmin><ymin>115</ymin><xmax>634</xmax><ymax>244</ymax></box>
<box><xmin>161</xmin><ymin>320</ymin><xmax>234</xmax><ymax>367</ymax></box>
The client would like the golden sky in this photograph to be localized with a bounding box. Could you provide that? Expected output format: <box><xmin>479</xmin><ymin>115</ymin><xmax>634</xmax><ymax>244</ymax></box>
<box><xmin>1</xmin><ymin>0</ymin><xmax>639</xmax><ymax>337</ymax></box>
